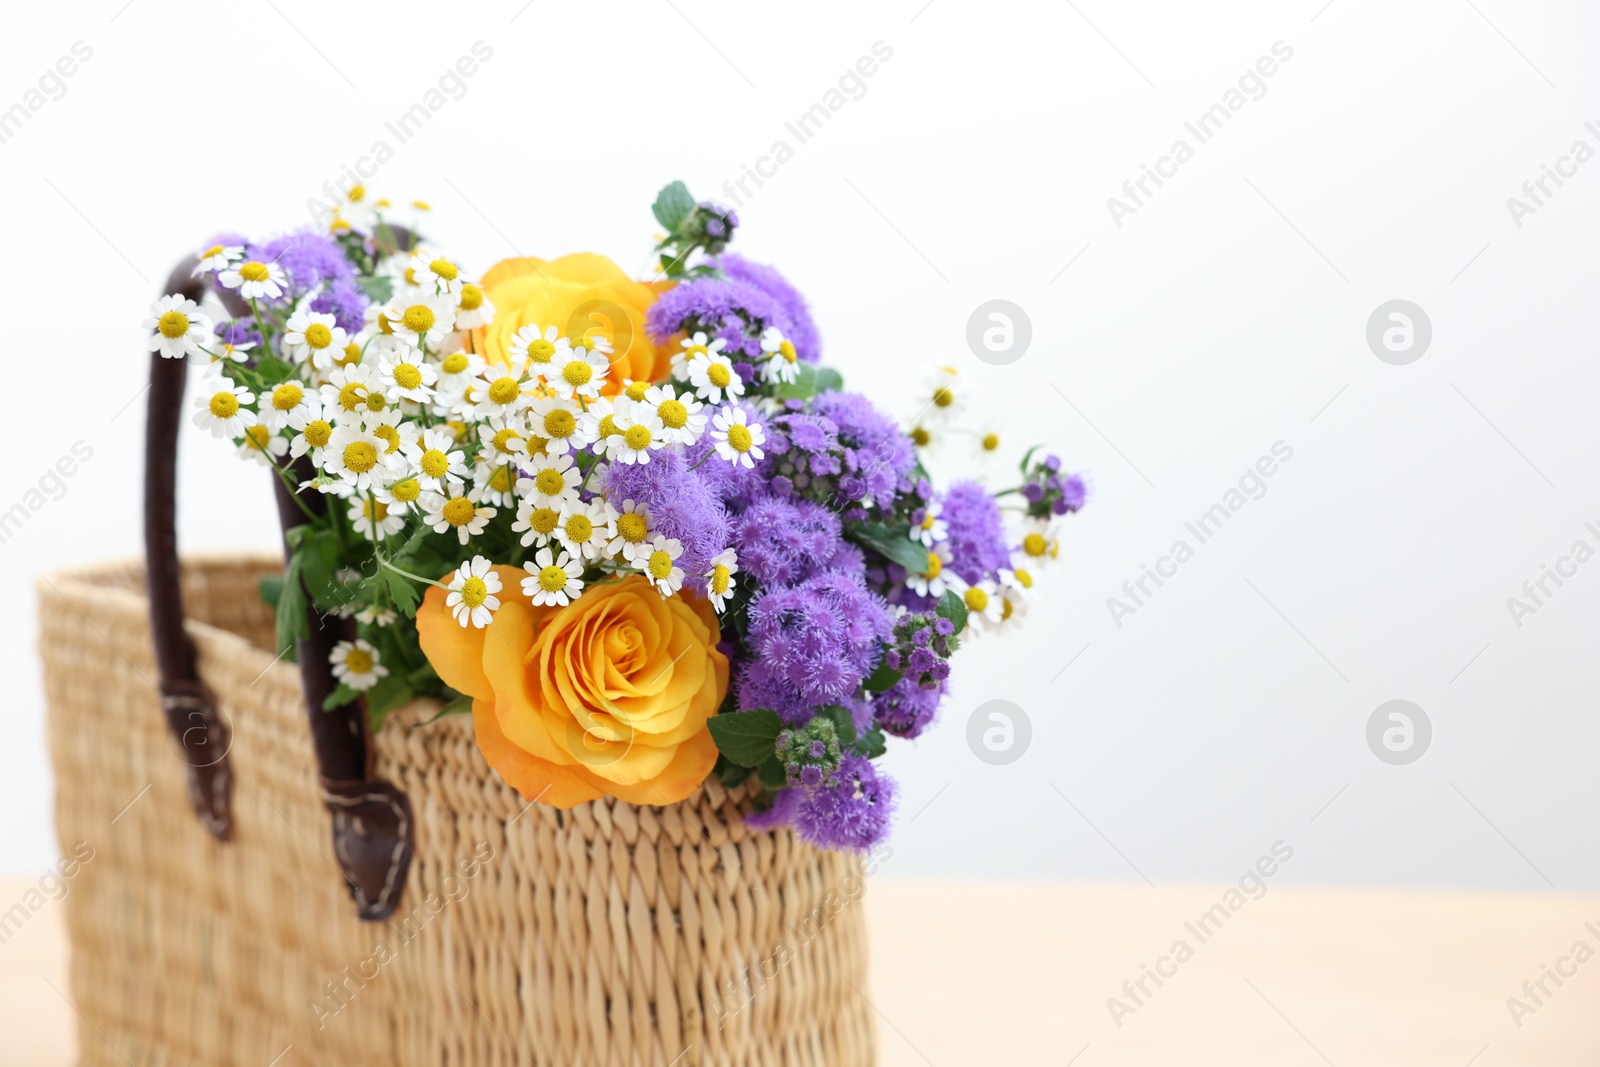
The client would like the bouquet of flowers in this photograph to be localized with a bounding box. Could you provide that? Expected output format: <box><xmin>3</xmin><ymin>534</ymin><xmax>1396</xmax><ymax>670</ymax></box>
<box><xmin>142</xmin><ymin>181</ymin><xmax>1086</xmax><ymax>853</ymax></box>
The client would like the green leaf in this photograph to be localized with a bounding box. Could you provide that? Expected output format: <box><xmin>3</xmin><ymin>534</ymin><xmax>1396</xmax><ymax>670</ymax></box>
<box><xmin>757</xmin><ymin>755</ymin><xmax>788</xmax><ymax>790</ymax></box>
<box><xmin>814</xmin><ymin>366</ymin><xmax>843</xmax><ymax>394</ymax></box>
<box><xmin>853</xmin><ymin>724</ymin><xmax>887</xmax><ymax>760</ymax></box>
<box><xmin>274</xmin><ymin>557</ymin><xmax>309</xmax><ymax>659</ymax></box>
<box><xmin>384</xmin><ymin>568</ymin><xmax>422</xmax><ymax>618</ymax></box>
<box><xmin>1019</xmin><ymin>444</ymin><xmax>1042</xmax><ymax>475</ymax></box>
<box><xmin>862</xmin><ymin>660</ymin><xmax>903</xmax><ymax>693</ymax></box>
<box><xmin>358</xmin><ymin>274</ymin><xmax>394</xmax><ymax>305</ymax></box>
<box><xmin>707</xmin><ymin>708</ymin><xmax>784</xmax><ymax>767</ymax></box>
<box><xmin>422</xmin><ymin>693</ymin><xmax>473</xmax><ymax>723</ymax></box>
<box><xmin>850</xmin><ymin>522</ymin><xmax>933</xmax><ymax>575</ymax></box>
<box><xmin>652</xmin><ymin>180</ymin><xmax>695</xmax><ymax>232</ymax></box>
<box><xmin>773</xmin><ymin>360</ymin><xmax>819</xmax><ymax>401</ymax></box>
<box><xmin>322</xmin><ymin>684</ymin><xmax>361</xmax><ymax>712</ymax></box>
<box><xmin>937</xmin><ymin>588</ymin><xmax>969</xmax><ymax>635</ymax></box>
<box><xmin>364</xmin><ymin>674</ymin><xmax>414</xmax><ymax>732</ymax></box>
<box><xmin>823</xmin><ymin>704</ymin><xmax>857</xmax><ymax>747</ymax></box>
<box><xmin>717</xmin><ymin>755</ymin><xmax>754</xmax><ymax>789</ymax></box>
<box><xmin>259</xmin><ymin>574</ymin><xmax>284</xmax><ymax>609</ymax></box>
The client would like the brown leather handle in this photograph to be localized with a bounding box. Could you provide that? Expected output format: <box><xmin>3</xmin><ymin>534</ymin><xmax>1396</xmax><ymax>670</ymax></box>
<box><xmin>145</xmin><ymin>256</ymin><xmax>413</xmax><ymax>921</ymax></box>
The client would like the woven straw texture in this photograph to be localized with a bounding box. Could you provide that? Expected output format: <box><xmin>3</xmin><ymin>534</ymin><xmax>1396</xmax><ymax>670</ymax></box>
<box><xmin>40</xmin><ymin>557</ymin><xmax>875</xmax><ymax>1066</ymax></box>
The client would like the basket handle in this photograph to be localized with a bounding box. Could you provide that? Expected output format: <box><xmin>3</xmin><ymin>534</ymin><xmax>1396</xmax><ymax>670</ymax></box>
<box><xmin>145</xmin><ymin>256</ymin><xmax>414</xmax><ymax>922</ymax></box>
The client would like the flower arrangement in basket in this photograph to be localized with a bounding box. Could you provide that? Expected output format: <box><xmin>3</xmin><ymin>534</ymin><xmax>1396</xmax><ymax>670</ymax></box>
<box><xmin>143</xmin><ymin>180</ymin><xmax>1086</xmax><ymax>853</ymax></box>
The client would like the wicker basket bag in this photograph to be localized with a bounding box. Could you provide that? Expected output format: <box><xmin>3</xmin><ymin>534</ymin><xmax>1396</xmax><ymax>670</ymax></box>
<box><xmin>37</xmin><ymin>260</ymin><xmax>875</xmax><ymax>1065</ymax></box>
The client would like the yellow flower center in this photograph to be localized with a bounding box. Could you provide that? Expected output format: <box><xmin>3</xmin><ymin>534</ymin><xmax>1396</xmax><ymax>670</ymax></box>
<box><xmin>343</xmin><ymin>441</ymin><xmax>377</xmax><ymax>473</ymax></box>
<box><xmin>271</xmin><ymin>383</ymin><xmax>303</xmax><ymax>411</ymax></box>
<box><xmin>458</xmin><ymin>285</ymin><xmax>483</xmax><ymax>311</ymax></box>
<box><xmin>910</xmin><ymin>427</ymin><xmax>931</xmax><ymax>447</ymax></box>
<box><xmin>779</xmin><ymin>340</ymin><xmax>797</xmax><ymax>363</ymax></box>
<box><xmin>442</xmin><ymin>352</ymin><xmax>470</xmax><ymax>374</ymax></box>
<box><xmin>538</xmin><ymin>564</ymin><xmax>568</xmax><ymax>592</ymax></box>
<box><xmin>598</xmin><ymin>414</ymin><xmax>620</xmax><ymax>438</ymax></box>
<box><xmin>711</xmin><ymin>564</ymin><xmax>731</xmax><ymax>595</ymax></box>
<box><xmin>442</xmin><ymin>497</ymin><xmax>476</xmax><ymax>525</ymax></box>
<box><xmin>982</xmin><ymin>433</ymin><xmax>1000</xmax><ymax>451</ymax></box>
<box><xmin>376</xmin><ymin>312</ymin><xmax>395</xmax><ymax>336</ymax></box>
<box><xmin>347</xmin><ymin>184</ymin><xmax>366</xmax><ymax>202</ymax></box>
<box><xmin>390</xmin><ymin>478</ymin><xmax>421</xmax><ymax>503</ymax></box>
<box><xmin>932</xmin><ymin>386</ymin><xmax>955</xmax><ymax>408</ymax></box>
<box><xmin>921</xmin><ymin>513</ymin><xmax>937</xmax><ymax>531</ymax></box>
<box><xmin>420</xmin><ymin>449</ymin><xmax>451</xmax><ymax>478</ymax></box>
<box><xmin>534</xmin><ymin>468</ymin><xmax>565</xmax><ymax>496</ymax></box>
<box><xmin>488</xmin><ymin>377</ymin><xmax>521</xmax><ymax>405</ymax></box>
<box><xmin>208</xmin><ymin>392</ymin><xmax>239</xmax><ymax>419</ymax></box>
<box><xmin>544</xmin><ymin>409</ymin><xmax>575</xmax><ymax>438</ymax></box>
<box><xmin>564</xmin><ymin>514</ymin><xmax>593</xmax><ymax>542</ymax></box>
<box><xmin>344</xmin><ymin>648</ymin><xmax>373</xmax><ymax>674</ymax></box>
<box><xmin>625</xmin><ymin>380</ymin><xmax>649</xmax><ymax>401</ymax></box>
<box><xmin>303</xmin><ymin>323</ymin><xmax>333</xmax><ymax>349</ymax></box>
<box><xmin>658</xmin><ymin>399</ymin><xmax>688</xmax><ymax>429</ymax></box>
<box><xmin>685</xmin><ymin>344</ymin><xmax>708</xmax><ymax>361</ymax></box>
<box><xmin>964</xmin><ymin>587</ymin><xmax>989</xmax><ymax>612</ymax></box>
<box><xmin>1001</xmin><ymin>599</ymin><xmax>1014</xmax><ymax>621</ymax></box>
<box><xmin>923</xmin><ymin>552</ymin><xmax>943</xmax><ymax>579</ymax></box>
<box><xmin>364</xmin><ymin>499</ymin><xmax>389</xmax><ymax>523</ymax></box>
<box><xmin>648</xmin><ymin>550</ymin><xmax>673</xmax><ymax>580</ymax></box>
<box><xmin>562</xmin><ymin>359</ymin><xmax>593</xmax><ymax>387</ymax></box>
<box><xmin>706</xmin><ymin>363</ymin><xmax>732</xmax><ymax>388</ymax></box>
<box><xmin>338</xmin><ymin>341</ymin><xmax>362</xmax><ymax>367</ymax></box>
<box><xmin>200</xmin><ymin>245</ymin><xmax>224</xmax><ymax>259</ymax></box>
<box><xmin>1022</xmin><ymin>533</ymin><xmax>1047</xmax><ymax>558</ymax></box>
<box><xmin>157</xmin><ymin>310</ymin><xmax>190</xmax><ymax>339</ymax></box>
<box><xmin>366</xmin><ymin>392</ymin><xmax>386</xmax><ymax>412</ymax></box>
<box><xmin>393</xmin><ymin>363</ymin><xmax>423</xmax><ymax>390</ymax></box>
<box><xmin>458</xmin><ymin>576</ymin><xmax>487</xmax><ymax>609</ymax></box>
<box><xmin>238</xmin><ymin>261</ymin><xmax>270</xmax><ymax>282</ymax></box>
<box><xmin>617</xmin><ymin>513</ymin><xmax>647</xmax><ymax>543</ymax></box>
<box><xmin>372</xmin><ymin>424</ymin><xmax>400</xmax><ymax>453</ymax></box>
<box><xmin>529</xmin><ymin>507</ymin><xmax>559</xmax><ymax>534</ymax></box>
<box><xmin>725</xmin><ymin>424</ymin><xmax>753</xmax><ymax>452</ymax></box>
<box><xmin>244</xmin><ymin>425</ymin><xmax>271</xmax><ymax>450</ymax></box>
<box><xmin>624</xmin><ymin>425</ymin><xmax>652</xmax><ymax>450</ymax></box>
<box><xmin>304</xmin><ymin>420</ymin><xmax>332</xmax><ymax>447</ymax></box>
<box><xmin>1014</xmin><ymin>568</ymin><xmax>1034</xmax><ymax>589</ymax></box>
<box><xmin>528</xmin><ymin>339</ymin><xmax>556</xmax><ymax>363</ymax></box>
<box><xmin>429</xmin><ymin>257</ymin><xmax>458</xmax><ymax>281</ymax></box>
<box><xmin>336</xmin><ymin>382</ymin><xmax>365</xmax><ymax>411</ymax></box>
<box><xmin>401</xmin><ymin>305</ymin><xmax>435</xmax><ymax>334</ymax></box>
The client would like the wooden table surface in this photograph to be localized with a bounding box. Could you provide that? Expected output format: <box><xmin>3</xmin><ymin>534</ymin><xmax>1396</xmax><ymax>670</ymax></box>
<box><xmin>3</xmin><ymin>878</ymin><xmax>1595</xmax><ymax>1065</ymax></box>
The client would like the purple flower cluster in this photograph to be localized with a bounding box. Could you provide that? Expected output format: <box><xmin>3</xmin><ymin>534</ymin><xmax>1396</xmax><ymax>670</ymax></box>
<box><xmin>646</xmin><ymin>278</ymin><xmax>787</xmax><ymax>367</ymax></box>
<box><xmin>717</xmin><ymin>254</ymin><xmax>820</xmax><ymax>364</ymax></box>
<box><xmin>939</xmin><ymin>480</ymin><xmax>1012</xmax><ymax>585</ymax></box>
<box><xmin>1021</xmin><ymin>453</ymin><xmax>1087</xmax><ymax>518</ymax></box>
<box><xmin>874</xmin><ymin>674</ymin><xmax>946</xmax><ymax>739</ymax></box>
<box><xmin>603</xmin><ymin>449</ymin><xmax>730</xmax><ymax>596</ymax></box>
<box><xmin>811</xmin><ymin>391</ymin><xmax>917</xmax><ymax>512</ymax></box>
<box><xmin>793</xmin><ymin>753</ymin><xmax>895</xmax><ymax>852</ymax></box>
<box><xmin>739</xmin><ymin>571</ymin><xmax>894</xmax><ymax>724</ymax></box>
<box><xmin>734</xmin><ymin>496</ymin><xmax>851</xmax><ymax>586</ymax></box>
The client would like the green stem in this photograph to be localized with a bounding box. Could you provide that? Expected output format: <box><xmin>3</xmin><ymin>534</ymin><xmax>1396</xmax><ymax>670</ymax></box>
<box><xmin>380</xmin><ymin>557</ymin><xmax>452</xmax><ymax>592</ymax></box>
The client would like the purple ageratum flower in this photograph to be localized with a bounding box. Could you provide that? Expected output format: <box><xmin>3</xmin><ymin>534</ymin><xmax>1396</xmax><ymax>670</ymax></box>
<box><xmin>875</xmin><ymin>674</ymin><xmax>946</xmax><ymax>739</ymax></box>
<box><xmin>248</xmin><ymin>230</ymin><xmax>358</xmax><ymax>296</ymax></box>
<box><xmin>811</xmin><ymin>391</ymin><xmax>916</xmax><ymax>509</ymax></box>
<box><xmin>734</xmin><ymin>496</ymin><xmax>847</xmax><ymax>587</ymax></box>
<box><xmin>310</xmin><ymin>277</ymin><xmax>368</xmax><ymax>334</ymax></box>
<box><xmin>603</xmin><ymin>448</ymin><xmax>730</xmax><ymax>595</ymax></box>
<box><xmin>939</xmin><ymin>480</ymin><xmax>1013</xmax><ymax>586</ymax></box>
<box><xmin>645</xmin><ymin>277</ymin><xmax>789</xmax><ymax>361</ymax></box>
<box><xmin>1061</xmin><ymin>472</ymin><xmax>1087</xmax><ymax>512</ymax></box>
<box><xmin>793</xmin><ymin>753</ymin><xmax>895</xmax><ymax>852</ymax></box>
<box><xmin>716</xmin><ymin>253</ymin><xmax>821</xmax><ymax>364</ymax></box>
<box><xmin>740</xmin><ymin>571</ymin><xmax>895</xmax><ymax>723</ymax></box>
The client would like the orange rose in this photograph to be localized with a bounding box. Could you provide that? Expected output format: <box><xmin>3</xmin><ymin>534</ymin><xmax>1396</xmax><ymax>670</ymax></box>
<box><xmin>417</xmin><ymin>569</ymin><xmax>728</xmax><ymax>808</ymax></box>
<box><xmin>471</xmin><ymin>254</ymin><xmax>673</xmax><ymax>396</ymax></box>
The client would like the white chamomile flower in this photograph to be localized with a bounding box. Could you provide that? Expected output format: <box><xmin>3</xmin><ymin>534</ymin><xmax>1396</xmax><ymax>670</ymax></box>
<box><xmin>510</xmin><ymin>497</ymin><xmax>563</xmax><ymax>547</ymax></box>
<box><xmin>355</xmin><ymin>605</ymin><xmax>398</xmax><ymax>627</ymax></box>
<box><xmin>906</xmin><ymin>542</ymin><xmax>960</xmax><ymax>599</ymax></box>
<box><xmin>287</xmin><ymin>399</ymin><xmax>334</xmax><ymax>464</ymax></box>
<box><xmin>974</xmin><ymin>425</ymin><xmax>1003</xmax><ymax>459</ymax></box>
<box><xmin>910</xmin><ymin>504</ymin><xmax>948</xmax><ymax>548</ymax></box>
<box><xmin>634</xmin><ymin>535</ymin><xmax>685</xmax><ymax>597</ymax></box>
<box><xmin>547</xmin><ymin>345</ymin><xmax>609</xmax><ymax>400</ymax></box>
<box><xmin>453</xmin><ymin>282</ymin><xmax>494</xmax><ymax>330</ymax></box>
<box><xmin>282</xmin><ymin>309</ymin><xmax>348</xmax><ymax>367</ymax></box>
<box><xmin>374</xmin><ymin>474</ymin><xmax>425</xmax><ymax>515</ymax></box>
<box><xmin>144</xmin><ymin>294</ymin><xmax>213</xmax><ymax>360</ymax></box>
<box><xmin>335</xmin><ymin>183</ymin><xmax>379</xmax><ymax>231</ymax></box>
<box><xmin>191</xmin><ymin>371</ymin><xmax>255</xmax><ymax>439</ymax></box>
<box><xmin>673</xmin><ymin>330</ymin><xmax>726</xmax><ymax>380</ymax></box>
<box><xmin>378</xmin><ymin>345</ymin><xmax>438</xmax><ymax>403</ymax></box>
<box><xmin>254</xmin><ymin>382</ymin><xmax>307</xmax><ymax>432</ymax></box>
<box><xmin>445</xmin><ymin>556</ymin><xmax>502</xmax><ymax>629</ymax></box>
<box><xmin>218</xmin><ymin>259</ymin><xmax>288</xmax><ymax>301</ymax></box>
<box><xmin>920</xmin><ymin>365</ymin><xmax>963</xmax><ymax>423</ymax></box>
<box><xmin>643</xmin><ymin>384</ymin><xmax>707</xmax><ymax>447</ymax></box>
<box><xmin>404</xmin><ymin>427</ymin><xmax>470</xmax><ymax>491</ymax></box>
<box><xmin>320</xmin><ymin>362</ymin><xmax>387</xmax><ymax>420</ymax></box>
<box><xmin>212</xmin><ymin>338</ymin><xmax>255</xmax><ymax>364</ymax></box>
<box><xmin>330</xmin><ymin>639</ymin><xmax>388</xmax><ymax>691</ymax></box>
<box><xmin>348</xmin><ymin>495</ymin><xmax>405</xmax><ymax>541</ymax></box>
<box><xmin>434</xmin><ymin>349</ymin><xmax>485</xmax><ymax>392</ymax></box>
<box><xmin>705</xmin><ymin>548</ymin><xmax>739</xmax><ymax>614</ymax></box>
<box><xmin>994</xmin><ymin>568</ymin><xmax>1034</xmax><ymax>632</ymax></box>
<box><xmin>688</xmin><ymin>350</ymin><xmax>744</xmax><ymax>405</ymax></box>
<box><xmin>479</xmin><ymin>413</ymin><xmax>531</xmax><ymax>467</ymax></box>
<box><xmin>473</xmin><ymin>356</ymin><xmax>536</xmax><ymax>419</ymax></box>
<box><xmin>508</xmin><ymin>323</ymin><xmax>569</xmax><ymax>375</ymax></box>
<box><xmin>710</xmin><ymin>406</ymin><xmax>765</xmax><ymax>469</ymax></box>
<box><xmin>236</xmin><ymin>423</ymin><xmax>288</xmax><ymax>467</ymax></box>
<box><xmin>608</xmin><ymin>409</ymin><xmax>665</xmax><ymax>465</ymax></box>
<box><xmin>760</xmin><ymin>326</ymin><xmax>801</xmax><ymax>385</ymax></box>
<box><xmin>360</xmin><ymin>411</ymin><xmax>419</xmax><ymax>470</ymax></box>
<box><xmin>407</xmin><ymin>250</ymin><xmax>463</xmax><ymax>295</ymax></box>
<box><xmin>522</xmin><ymin>546</ymin><xmax>585</xmax><ymax>607</ymax></box>
<box><xmin>323</xmin><ymin>424</ymin><xmax>389</xmax><ymax>491</ymax></box>
<box><xmin>190</xmin><ymin>243</ymin><xmax>243</xmax><ymax>276</ymax></box>
<box><xmin>960</xmin><ymin>578</ymin><xmax>1003</xmax><ymax>630</ymax></box>
<box><xmin>1018</xmin><ymin>516</ymin><xmax>1062</xmax><ymax>564</ymax></box>
<box><xmin>555</xmin><ymin>498</ymin><xmax>617</xmax><ymax>561</ymax></box>
<box><xmin>619</xmin><ymin>379</ymin><xmax>652</xmax><ymax>404</ymax></box>
<box><xmin>472</xmin><ymin>455</ymin><xmax>522</xmax><ymax>508</ymax></box>
<box><xmin>383</xmin><ymin>294</ymin><xmax>456</xmax><ymax>349</ymax></box>
<box><xmin>526</xmin><ymin>396</ymin><xmax>582</xmax><ymax>456</ymax></box>
<box><xmin>579</xmin><ymin>396</ymin><xmax>628</xmax><ymax>456</ymax></box>
<box><xmin>516</xmin><ymin>451</ymin><xmax>581</xmax><ymax>506</ymax></box>
<box><xmin>422</xmin><ymin>491</ymin><xmax>496</xmax><ymax>545</ymax></box>
<box><xmin>607</xmin><ymin>499</ymin><xmax>654</xmax><ymax>561</ymax></box>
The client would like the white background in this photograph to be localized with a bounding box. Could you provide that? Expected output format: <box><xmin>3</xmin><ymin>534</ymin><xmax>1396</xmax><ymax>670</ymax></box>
<box><xmin>2</xmin><ymin>0</ymin><xmax>1597</xmax><ymax>893</ymax></box>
